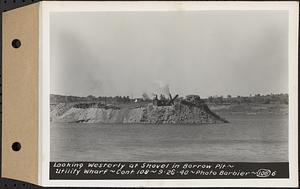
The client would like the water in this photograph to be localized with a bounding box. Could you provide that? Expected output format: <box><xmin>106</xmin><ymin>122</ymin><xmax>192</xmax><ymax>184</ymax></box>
<box><xmin>50</xmin><ymin>114</ymin><xmax>288</xmax><ymax>162</ymax></box>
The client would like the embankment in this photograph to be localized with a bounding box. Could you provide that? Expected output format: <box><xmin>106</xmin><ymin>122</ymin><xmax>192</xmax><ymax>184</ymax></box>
<box><xmin>51</xmin><ymin>101</ymin><xmax>228</xmax><ymax>124</ymax></box>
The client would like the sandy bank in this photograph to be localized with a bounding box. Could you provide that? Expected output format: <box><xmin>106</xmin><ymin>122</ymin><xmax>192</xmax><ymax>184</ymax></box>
<box><xmin>51</xmin><ymin>102</ymin><xmax>228</xmax><ymax>124</ymax></box>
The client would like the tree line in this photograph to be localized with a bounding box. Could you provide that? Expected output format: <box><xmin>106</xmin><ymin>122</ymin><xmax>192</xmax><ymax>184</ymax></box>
<box><xmin>205</xmin><ymin>93</ymin><xmax>288</xmax><ymax>105</ymax></box>
<box><xmin>50</xmin><ymin>93</ymin><xmax>288</xmax><ymax>105</ymax></box>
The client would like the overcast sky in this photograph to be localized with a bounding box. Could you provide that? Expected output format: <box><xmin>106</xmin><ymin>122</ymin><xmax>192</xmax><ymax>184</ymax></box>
<box><xmin>50</xmin><ymin>11</ymin><xmax>288</xmax><ymax>98</ymax></box>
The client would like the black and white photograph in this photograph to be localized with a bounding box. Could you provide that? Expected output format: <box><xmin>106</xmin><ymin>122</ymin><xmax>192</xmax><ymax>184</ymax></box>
<box><xmin>43</xmin><ymin>1</ymin><xmax>298</xmax><ymax>186</ymax></box>
<box><xmin>50</xmin><ymin>10</ymin><xmax>289</xmax><ymax>162</ymax></box>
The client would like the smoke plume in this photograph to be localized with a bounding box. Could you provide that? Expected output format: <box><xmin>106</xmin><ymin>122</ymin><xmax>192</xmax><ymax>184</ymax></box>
<box><xmin>153</xmin><ymin>80</ymin><xmax>171</xmax><ymax>96</ymax></box>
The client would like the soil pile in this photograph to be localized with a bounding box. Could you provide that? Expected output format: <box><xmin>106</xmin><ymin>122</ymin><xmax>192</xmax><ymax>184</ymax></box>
<box><xmin>51</xmin><ymin>100</ymin><xmax>228</xmax><ymax>124</ymax></box>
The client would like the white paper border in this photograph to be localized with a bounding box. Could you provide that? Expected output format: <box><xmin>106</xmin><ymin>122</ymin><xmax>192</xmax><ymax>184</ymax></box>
<box><xmin>39</xmin><ymin>1</ymin><xmax>299</xmax><ymax>187</ymax></box>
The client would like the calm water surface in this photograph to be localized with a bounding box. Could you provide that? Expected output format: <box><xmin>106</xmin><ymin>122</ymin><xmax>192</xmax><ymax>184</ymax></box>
<box><xmin>51</xmin><ymin>114</ymin><xmax>288</xmax><ymax>162</ymax></box>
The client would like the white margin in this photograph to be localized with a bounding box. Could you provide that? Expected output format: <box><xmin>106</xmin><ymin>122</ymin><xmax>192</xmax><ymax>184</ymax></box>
<box><xmin>38</xmin><ymin>1</ymin><xmax>42</xmax><ymax>185</ymax></box>
<box><xmin>39</xmin><ymin>1</ymin><xmax>299</xmax><ymax>187</ymax></box>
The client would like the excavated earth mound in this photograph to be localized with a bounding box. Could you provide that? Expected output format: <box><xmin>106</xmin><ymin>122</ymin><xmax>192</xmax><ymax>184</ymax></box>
<box><xmin>51</xmin><ymin>101</ymin><xmax>228</xmax><ymax>124</ymax></box>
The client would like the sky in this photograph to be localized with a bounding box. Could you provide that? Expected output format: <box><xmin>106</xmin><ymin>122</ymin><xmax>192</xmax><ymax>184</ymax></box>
<box><xmin>50</xmin><ymin>11</ymin><xmax>288</xmax><ymax>98</ymax></box>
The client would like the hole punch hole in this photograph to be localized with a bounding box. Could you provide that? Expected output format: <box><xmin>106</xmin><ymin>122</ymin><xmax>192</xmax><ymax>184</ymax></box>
<box><xmin>12</xmin><ymin>142</ymin><xmax>21</xmax><ymax>151</ymax></box>
<box><xmin>11</xmin><ymin>39</ymin><xmax>21</xmax><ymax>48</ymax></box>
